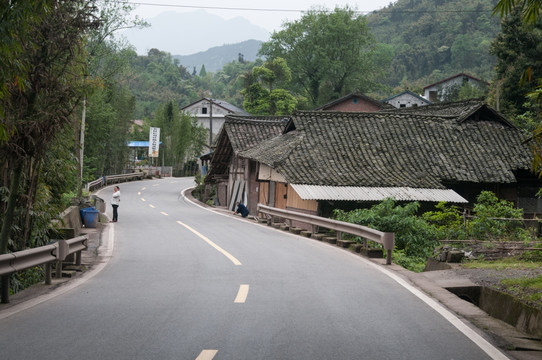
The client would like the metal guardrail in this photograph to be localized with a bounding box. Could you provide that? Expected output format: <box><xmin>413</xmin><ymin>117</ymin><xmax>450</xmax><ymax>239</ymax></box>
<box><xmin>257</xmin><ymin>204</ymin><xmax>395</xmax><ymax>265</ymax></box>
<box><xmin>0</xmin><ymin>235</ymin><xmax>88</xmax><ymax>304</ymax></box>
<box><xmin>86</xmin><ymin>172</ymin><xmax>144</xmax><ymax>192</ymax></box>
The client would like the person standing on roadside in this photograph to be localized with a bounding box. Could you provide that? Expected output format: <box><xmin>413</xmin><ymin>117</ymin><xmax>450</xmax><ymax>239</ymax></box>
<box><xmin>111</xmin><ymin>186</ymin><xmax>120</xmax><ymax>222</ymax></box>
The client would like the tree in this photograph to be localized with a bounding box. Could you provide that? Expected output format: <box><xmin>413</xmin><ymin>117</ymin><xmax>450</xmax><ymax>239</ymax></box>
<box><xmin>242</xmin><ymin>57</ymin><xmax>297</xmax><ymax>115</ymax></box>
<box><xmin>493</xmin><ymin>0</ymin><xmax>542</xmax><ymax>24</ymax></box>
<box><xmin>259</xmin><ymin>6</ymin><xmax>384</xmax><ymax>107</ymax></box>
<box><xmin>491</xmin><ymin>1</ymin><xmax>542</xmax><ymax>176</ymax></box>
<box><xmin>0</xmin><ymin>0</ymin><xmax>101</xmax><ymax>255</ymax></box>
<box><xmin>152</xmin><ymin>101</ymin><xmax>206</xmax><ymax>173</ymax></box>
<box><xmin>490</xmin><ymin>9</ymin><xmax>542</xmax><ymax>117</ymax></box>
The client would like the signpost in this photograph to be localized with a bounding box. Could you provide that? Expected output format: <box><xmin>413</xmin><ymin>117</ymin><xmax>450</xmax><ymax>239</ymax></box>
<box><xmin>149</xmin><ymin>127</ymin><xmax>160</xmax><ymax>158</ymax></box>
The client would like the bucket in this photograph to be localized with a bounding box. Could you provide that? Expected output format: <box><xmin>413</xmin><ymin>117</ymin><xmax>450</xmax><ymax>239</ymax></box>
<box><xmin>81</xmin><ymin>207</ymin><xmax>99</xmax><ymax>228</ymax></box>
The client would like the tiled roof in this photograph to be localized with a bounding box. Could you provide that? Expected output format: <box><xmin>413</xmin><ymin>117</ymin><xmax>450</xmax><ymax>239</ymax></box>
<box><xmin>222</xmin><ymin>115</ymin><xmax>290</xmax><ymax>152</ymax></box>
<box><xmin>240</xmin><ymin>107</ymin><xmax>532</xmax><ymax>190</ymax></box>
<box><xmin>382</xmin><ymin>99</ymin><xmax>514</xmax><ymax>126</ymax></box>
<box><xmin>314</xmin><ymin>92</ymin><xmax>394</xmax><ymax>110</ymax></box>
<box><xmin>206</xmin><ymin>115</ymin><xmax>288</xmax><ymax>181</ymax></box>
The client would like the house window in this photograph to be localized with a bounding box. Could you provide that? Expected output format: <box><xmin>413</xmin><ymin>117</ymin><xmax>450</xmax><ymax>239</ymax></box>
<box><xmin>429</xmin><ymin>90</ymin><xmax>437</xmax><ymax>102</ymax></box>
<box><xmin>400</xmin><ymin>104</ymin><xmax>406</xmax><ymax>108</ymax></box>
<box><xmin>202</xmin><ymin>107</ymin><xmax>208</xmax><ymax>114</ymax></box>
<box><xmin>352</xmin><ymin>98</ymin><xmax>359</xmax><ymax>104</ymax></box>
<box><xmin>412</xmin><ymin>103</ymin><xmax>418</xmax><ymax>107</ymax></box>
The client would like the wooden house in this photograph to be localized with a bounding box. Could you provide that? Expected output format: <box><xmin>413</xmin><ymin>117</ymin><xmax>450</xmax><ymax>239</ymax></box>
<box><xmin>236</xmin><ymin>100</ymin><xmax>540</xmax><ymax>222</ymax></box>
<box><xmin>204</xmin><ymin>115</ymin><xmax>289</xmax><ymax>213</ymax></box>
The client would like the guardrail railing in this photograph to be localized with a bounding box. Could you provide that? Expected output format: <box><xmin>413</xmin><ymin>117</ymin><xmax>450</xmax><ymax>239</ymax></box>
<box><xmin>257</xmin><ymin>204</ymin><xmax>395</xmax><ymax>265</ymax></box>
<box><xmin>0</xmin><ymin>235</ymin><xmax>88</xmax><ymax>304</ymax></box>
<box><xmin>86</xmin><ymin>172</ymin><xmax>144</xmax><ymax>192</ymax></box>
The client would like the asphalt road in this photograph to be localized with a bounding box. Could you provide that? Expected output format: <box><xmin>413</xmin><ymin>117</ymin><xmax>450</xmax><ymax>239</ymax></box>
<box><xmin>0</xmin><ymin>178</ymin><xmax>508</xmax><ymax>359</ymax></box>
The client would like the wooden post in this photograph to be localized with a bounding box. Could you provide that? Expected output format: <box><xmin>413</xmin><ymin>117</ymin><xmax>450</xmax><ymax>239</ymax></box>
<box><xmin>1</xmin><ymin>275</ymin><xmax>9</xmax><ymax>304</ymax></box>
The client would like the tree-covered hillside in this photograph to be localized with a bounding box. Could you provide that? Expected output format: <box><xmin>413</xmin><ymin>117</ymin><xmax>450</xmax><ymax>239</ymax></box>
<box><xmin>367</xmin><ymin>0</ymin><xmax>501</xmax><ymax>91</ymax></box>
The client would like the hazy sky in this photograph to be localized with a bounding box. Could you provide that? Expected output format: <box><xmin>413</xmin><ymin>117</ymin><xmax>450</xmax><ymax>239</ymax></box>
<box><xmin>127</xmin><ymin>0</ymin><xmax>394</xmax><ymax>33</ymax></box>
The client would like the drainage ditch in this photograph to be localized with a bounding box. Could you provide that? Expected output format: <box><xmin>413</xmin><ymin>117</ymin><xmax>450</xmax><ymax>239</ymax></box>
<box><xmin>446</xmin><ymin>286</ymin><xmax>542</xmax><ymax>340</ymax></box>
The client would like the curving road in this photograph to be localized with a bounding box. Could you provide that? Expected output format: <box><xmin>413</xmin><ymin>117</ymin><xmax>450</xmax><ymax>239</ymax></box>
<box><xmin>0</xmin><ymin>178</ymin><xmax>508</xmax><ymax>359</ymax></box>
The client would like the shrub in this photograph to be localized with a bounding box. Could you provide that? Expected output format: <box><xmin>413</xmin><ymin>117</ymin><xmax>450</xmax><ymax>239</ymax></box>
<box><xmin>470</xmin><ymin>191</ymin><xmax>530</xmax><ymax>241</ymax></box>
<box><xmin>333</xmin><ymin>198</ymin><xmax>438</xmax><ymax>258</ymax></box>
<box><xmin>422</xmin><ymin>201</ymin><xmax>467</xmax><ymax>240</ymax></box>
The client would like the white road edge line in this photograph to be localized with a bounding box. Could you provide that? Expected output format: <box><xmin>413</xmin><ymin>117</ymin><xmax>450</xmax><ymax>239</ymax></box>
<box><xmin>180</xmin><ymin>186</ymin><xmax>509</xmax><ymax>360</ymax></box>
<box><xmin>176</xmin><ymin>220</ymin><xmax>242</xmax><ymax>266</ymax></box>
<box><xmin>363</xmin><ymin>261</ymin><xmax>510</xmax><ymax>360</ymax></box>
<box><xmin>160</xmin><ymin>211</ymin><xmax>168</xmax><ymax>216</ymax></box>
<box><xmin>195</xmin><ymin>350</ymin><xmax>218</xmax><ymax>360</ymax></box>
<box><xmin>234</xmin><ymin>284</ymin><xmax>249</xmax><ymax>303</ymax></box>
<box><xmin>149</xmin><ymin>204</ymin><xmax>155</xmax><ymax>208</ymax></box>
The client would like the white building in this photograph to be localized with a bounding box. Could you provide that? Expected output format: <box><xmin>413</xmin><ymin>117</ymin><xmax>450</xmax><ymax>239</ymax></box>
<box><xmin>382</xmin><ymin>90</ymin><xmax>432</xmax><ymax>108</ymax></box>
<box><xmin>423</xmin><ymin>73</ymin><xmax>488</xmax><ymax>102</ymax></box>
<box><xmin>181</xmin><ymin>97</ymin><xmax>249</xmax><ymax>147</ymax></box>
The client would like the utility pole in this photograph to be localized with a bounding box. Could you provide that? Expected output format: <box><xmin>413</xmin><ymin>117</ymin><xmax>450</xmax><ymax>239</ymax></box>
<box><xmin>209</xmin><ymin>98</ymin><xmax>213</xmax><ymax>148</ymax></box>
<box><xmin>77</xmin><ymin>97</ymin><xmax>86</xmax><ymax>198</ymax></box>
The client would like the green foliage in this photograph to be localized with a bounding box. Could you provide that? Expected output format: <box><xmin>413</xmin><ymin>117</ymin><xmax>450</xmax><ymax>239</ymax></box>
<box><xmin>242</xmin><ymin>57</ymin><xmax>297</xmax><ymax>115</ymax></box>
<box><xmin>392</xmin><ymin>250</ymin><xmax>427</xmax><ymax>273</ymax></box>
<box><xmin>260</xmin><ymin>6</ymin><xmax>385</xmax><ymax>107</ymax></box>
<box><xmin>9</xmin><ymin>266</ymin><xmax>45</xmax><ymax>295</ymax></box>
<box><xmin>333</xmin><ymin>198</ymin><xmax>438</xmax><ymax>258</ymax></box>
<box><xmin>367</xmin><ymin>0</ymin><xmax>500</xmax><ymax>88</ymax></box>
<box><xmin>489</xmin><ymin>9</ymin><xmax>542</xmax><ymax>118</ymax></box>
<box><xmin>192</xmin><ymin>173</ymin><xmax>206</xmax><ymax>201</ymax></box>
<box><xmin>470</xmin><ymin>191</ymin><xmax>530</xmax><ymax>241</ymax></box>
<box><xmin>422</xmin><ymin>202</ymin><xmax>467</xmax><ymax>240</ymax></box>
<box><xmin>153</xmin><ymin>101</ymin><xmax>206</xmax><ymax>172</ymax></box>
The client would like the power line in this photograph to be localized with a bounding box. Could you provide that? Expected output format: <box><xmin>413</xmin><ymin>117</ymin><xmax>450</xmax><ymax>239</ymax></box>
<box><xmin>121</xmin><ymin>1</ymin><xmax>494</xmax><ymax>15</ymax></box>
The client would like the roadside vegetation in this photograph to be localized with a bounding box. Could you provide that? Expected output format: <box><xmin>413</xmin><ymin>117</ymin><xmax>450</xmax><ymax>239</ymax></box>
<box><xmin>333</xmin><ymin>191</ymin><xmax>542</xmax><ymax>272</ymax></box>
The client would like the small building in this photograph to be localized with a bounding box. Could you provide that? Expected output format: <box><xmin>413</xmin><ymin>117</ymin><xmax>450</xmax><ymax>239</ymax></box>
<box><xmin>315</xmin><ymin>92</ymin><xmax>394</xmax><ymax>112</ymax></box>
<box><xmin>181</xmin><ymin>98</ymin><xmax>249</xmax><ymax>148</ymax></box>
<box><xmin>423</xmin><ymin>73</ymin><xmax>488</xmax><ymax>102</ymax></box>
<box><xmin>383</xmin><ymin>90</ymin><xmax>432</xmax><ymax>108</ymax></box>
<box><xmin>204</xmin><ymin>115</ymin><xmax>289</xmax><ymax>212</ymax></box>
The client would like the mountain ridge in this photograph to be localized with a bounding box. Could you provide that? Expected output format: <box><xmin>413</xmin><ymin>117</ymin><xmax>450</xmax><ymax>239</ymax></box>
<box><xmin>172</xmin><ymin>39</ymin><xmax>263</xmax><ymax>73</ymax></box>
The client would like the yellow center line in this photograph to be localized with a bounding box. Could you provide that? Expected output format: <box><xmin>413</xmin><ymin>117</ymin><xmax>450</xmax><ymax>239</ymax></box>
<box><xmin>161</xmin><ymin>211</ymin><xmax>168</xmax><ymax>216</ymax></box>
<box><xmin>152</xmin><ymin>184</ymin><xmax>159</xmax><ymax>187</ymax></box>
<box><xmin>149</xmin><ymin>204</ymin><xmax>155</xmax><ymax>208</ymax></box>
<box><xmin>141</xmin><ymin>198</ymin><xmax>146</xmax><ymax>202</ymax></box>
<box><xmin>176</xmin><ymin>220</ymin><xmax>242</xmax><ymax>266</ymax></box>
<box><xmin>196</xmin><ymin>350</ymin><xmax>218</xmax><ymax>360</ymax></box>
<box><xmin>141</xmin><ymin>187</ymin><xmax>146</xmax><ymax>190</ymax></box>
<box><xmin>137</xmin><ymin>191</ymin><xmax>141</xmax><ymax>195</ymax></box>
<box><xmin>234</xmin><ymin>284</ymin><xmax>250</xmax><ymax>303</ymax></box>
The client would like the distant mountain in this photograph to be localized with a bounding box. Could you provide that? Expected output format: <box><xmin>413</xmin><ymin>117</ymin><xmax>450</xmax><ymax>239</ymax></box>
<box><xmin>121</xmin><ymin>10</ymin><xmax>270</xmax><ymax>56</ymax></box>
<box><xmin>172</xmin><ymin>39</ymin><xmax>263</xmax><ymax>73</ymax></box>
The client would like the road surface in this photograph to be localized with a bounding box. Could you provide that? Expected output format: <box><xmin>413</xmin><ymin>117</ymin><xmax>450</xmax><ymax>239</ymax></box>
<box><xmin>0</xmin><ymin>178</ymin><xmax>508</xmax><ymax>359</ymax></box>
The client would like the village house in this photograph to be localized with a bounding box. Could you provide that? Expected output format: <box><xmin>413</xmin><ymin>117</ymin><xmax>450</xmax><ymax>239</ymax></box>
<box><xmin>315</xmin><ymin>92</ymin><xmax>394</xmax><ymax>112</ymax></box>
<box><xmin>204</xmin><ymin>115</ymin><xmax>289</xmax><ymax>212</ymax></box>
<box><xmin>423</xmin><ymin>73</ymin><xmax>489</xmax><ymax>102</ymax></box>
<box><xmin>224</xmin><ymin>100</ymin><xmax>540</xmax><ymax>228</ymax></box>
<box><xmin>181</xmin><ymin>97</ymin><xmax>248</xmax><ymax>148</ymax></box>
<box><xmin>383</xmin><ymin>90</ymin><xmax>432</xmax><ymax>108</ymax></box>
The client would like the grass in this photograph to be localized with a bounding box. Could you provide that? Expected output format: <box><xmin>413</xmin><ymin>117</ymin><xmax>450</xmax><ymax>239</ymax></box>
<box><xmin>462</xmin><ymin>257</ymin><xmax>542</xmax><ymax>270</ymax></box>
<box><xmin>462</xmin><ymin>256</ymin><xmax>542</xmax><ymax>309</ymax></box>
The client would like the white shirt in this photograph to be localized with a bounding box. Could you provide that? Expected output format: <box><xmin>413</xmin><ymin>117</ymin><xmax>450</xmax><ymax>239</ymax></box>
<box><xmin>111</xmin><ymin>190</ymin><xmax>121</xmax><ymax>206</ymax></box>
